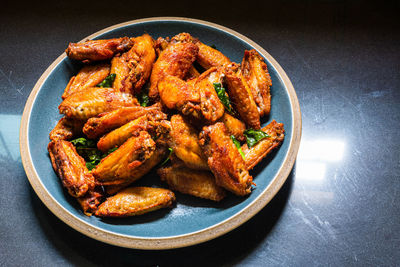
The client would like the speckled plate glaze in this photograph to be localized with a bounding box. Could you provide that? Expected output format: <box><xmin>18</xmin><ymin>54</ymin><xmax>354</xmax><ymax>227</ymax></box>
<box><xmin>20</xmin><ymin>17</ymin><xmax>301</xmax><ymax>249</ymax></box>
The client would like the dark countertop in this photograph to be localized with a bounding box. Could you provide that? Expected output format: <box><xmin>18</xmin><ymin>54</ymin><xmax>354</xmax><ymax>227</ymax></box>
<box><xmin>1</xmin><ymin>1</ymin><xmax>399</xmax><ymax>266</ymax></box>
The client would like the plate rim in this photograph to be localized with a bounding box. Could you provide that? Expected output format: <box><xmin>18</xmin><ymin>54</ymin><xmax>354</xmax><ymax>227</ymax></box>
<box><xmin>19</xmin><ymin>16</ymin><xmax>302</xmax><ymax>250</ymax></box>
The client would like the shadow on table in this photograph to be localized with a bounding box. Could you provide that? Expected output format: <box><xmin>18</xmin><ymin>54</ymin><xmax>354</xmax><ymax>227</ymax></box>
<box><xmin>30</xmin><ymin>165</ymin><xmax>294</xmax><ymax>267</ymax></box>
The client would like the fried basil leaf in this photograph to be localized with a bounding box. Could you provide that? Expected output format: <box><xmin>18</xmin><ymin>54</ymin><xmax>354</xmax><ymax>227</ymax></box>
<box><xmin>96</xmin><ymin>73</ymin><xmax>116</xmax><ymax>88</ymax></box>
<box><xmin>244</xmin><ymin>129</ymin><xmax>270</xmax><ymax>148</ymax></box>
<box><xmin>230</xmin><ymin>135</ymin><xmax>245</xmax><ymax>159</ymax></box>
<box><xmin>136</xmin><ymin>91</ymin><xmax>150</xmax><ymax>107</ymax></box>
<box><xmin>213</xmin><ymin>83</ymin><xmax>233</xmax><ymax>113</ymax></box>
<box><xmin>160</xmin><ymin>148</ymin><xmax>173</xmax><ymax>166</ymax></box>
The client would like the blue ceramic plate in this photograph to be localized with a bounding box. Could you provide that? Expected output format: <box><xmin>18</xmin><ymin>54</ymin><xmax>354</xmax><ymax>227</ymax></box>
<box><xmin>20</xmin><ymin>17</ymin><xmax>301</xmax><ymax>249</ymax></box>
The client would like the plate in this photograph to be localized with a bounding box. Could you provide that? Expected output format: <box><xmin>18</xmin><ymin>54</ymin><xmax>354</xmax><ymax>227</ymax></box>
<box><xmin>20</xmin><ymin>17</ymin><xmax>301</xmax><ymax>249</ymax></box>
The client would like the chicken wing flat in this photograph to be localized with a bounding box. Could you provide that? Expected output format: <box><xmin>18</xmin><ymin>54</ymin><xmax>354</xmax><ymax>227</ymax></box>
<box><xmin>77</xmin><ymin>187</ymin><xmax>103</xmax><ymax>216</ymax></box>
<box><xmin>49</xmin><ymin>117</ymin><xmax>84</xmax><ymax>141</ymax></box>
<box><xmin>195</xmin><ymin>67</ymin><xmax>225</xmax><ymax>123</ymax></box>
<box><xmin>92</xmin><ymin>131</ymin><xmax>155</xmax><ymax>185</ymax></box>
<box><xmin>224</xmin><ymin>63</ymin><xmax>260</xmax><ymax>129</ymax></box>
<box><xmin>65</xmin><ymin>37</ymin><xmax>134</xmax><ymax>63</ymax></box>
<box><xmin>169</xmin><ymin>114</ymin><xmax>209</xmax><ymax>170</ymax></box>
<box><xmin>158</xmin><ymin>75</ymin><xmax>202</xmax><ymax>119</ymax></box>
<box><xmin>62</xmin><ymin>63</ymin><xmax>110</xmax><ymax>99</ymax></box>
<box><xmin>104</xmin><ymin>143</ymin><xmax>169</xmax><ymax>195</ymax></box>
<box><xmin>199</xmin><ymin>123</ymin><xmax>253</xmax><ymax>196</ymax></box>
<box><xmin>59</xmin><ymin>87</ymin><xmax>138</xmax><ymax>120</ymax></box>
<box><xmin>48</xmin><ymin>140</ymin><xmax>95</xmax><ymax>198</ymax></box>
<box><xmin>82</xmin><ymin>104</ymin><xmax>164</xmax><ymax>139</ymax></box>
<box><xmin>111</xmin><ymin>34</ymin><xmax>156</xmax><ymax>95</ymax></box>
<box><xmin>149</xmin><ymin>42</ymin><xmax>198</xmax><ymax>100</ymax></box>
<box><xmin>241</xmin><ymin>50</ymin><xmax>272</xmax><ymax>117</ymax></box>
<box><xmin>170</xmin><ymin>32</ymin><xmax>231</xmax><ymax>70</ymax></box>
<box><xmin>241</xmin><ymin>120</ymin><xmax>285</xmax><ymax>170</ymax></box>
<box><xmin>219</xmin><ymin>112</ymin><xmax>246</xmax><ymax>142</ymax></box>
<box><xmin>95</xmin><ymin>187</ymin><xmax>175</xmax><ymax>217</ymax></box>
<box><xmin>158</xmin><ymin>164</ymin><xmax>226</xmax><ymax>201</ymax></box>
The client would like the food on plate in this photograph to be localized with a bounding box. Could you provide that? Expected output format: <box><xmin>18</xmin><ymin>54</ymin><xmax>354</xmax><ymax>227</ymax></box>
<box><xmin>48</xmin><ymin>32</ymin><xmax>284</xmax><ymax>218</ymax></box>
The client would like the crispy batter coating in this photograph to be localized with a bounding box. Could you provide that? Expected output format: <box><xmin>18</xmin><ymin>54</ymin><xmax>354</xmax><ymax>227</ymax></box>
<box><xmin>65</xmin><ymin>37</ymin><xmax>134</xmax><ymax>63</ymax></box>
<box><xmin>49</xmin><ymin>117</ymin><xmax>84</xmax><ymax>141</ymax></box>
<box><xmin>77</xmin><ymin>187</ymin><xmax>104</xmax><ymax>216</ymax></box>
<box><xmin>92</xmin><ymin>131</ymin><xmax>155</xmax><ymax>185</ymax></box>
<box><xmin>224</xmin><ymin>63</ymin><xmax>260</xmax><ymax>129</ymax></box>
<box><xmin>169</xmin><ymin>114</ymin><xmax>209</xmax><ymax>170</ymax></box>
<box><xmin>242</xmin><ymin>120</ymin><xmax>285</xmax><ymax>170</ymax></box>
<box><xmin>149</xmin><ymin>42</ymin><xmax>198</xmax><ymax>100</ymax></box>
<box><xmin>158</xmin><ymin>164</ymin><xmax>226</xmax><ymax>201</ymax></box>
<box><xmin>59</xmin><ymin>87</ymin><xmax>138</xmax><ymax>120</ymax></box>
<box><xmin>95</xmin><ymin>187</ymin><xmax>175</xmax><ymax>217</ymax></box>
<box><xmin>241</xmin><ymin>50</ymin><xmax>272</xmax><ymax>116</ymax></box>
<box><xmin>48</xmin><ymin>140</ymin><xmax>95</xmax><ymax>197</ymax></box>
<box><xmin>82</xmin><ymin>104</ymin><xmax>164</xmax><ymax>139</ymax></box>
<box><xmin>111</xmin><ymin>34</ymin><xmax>156</xmax><ymax>95</ymax></box>
<box><xmin>196</xmin><ymin>67</ymin><xmax>225</xmax><ymax>123</ymax></box>
<box><xmin>199</xmin><ymin>123</ymin><xmax>253</xmax><ymax>196</ymax></box>
<box><xmin>62</xmin><ymin>63</ymin><xmax>110</xmax><ymax>99</ymax></box>
<box><xmin>219</xmin><ymin>112</ymin><xmax>246</xmax><ymax>142</ymax></box>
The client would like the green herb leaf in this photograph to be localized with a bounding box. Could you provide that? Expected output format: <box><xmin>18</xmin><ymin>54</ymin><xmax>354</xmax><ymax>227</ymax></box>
<box><xmin>230</xmin><ymin>135</ymin><xmax>245</xmax><ymax>159</ymax></box>
<box><xmin>96</xmin><ymin>73</ymin><xmax>116</xmax><ymax>88</ymax></box>
<box><xmin>244</xmin><ymin>129</ymin><xmax>270</xmax><ymax>148</ymax></box>
<box><xmin>213</xmin><ymin>83</ymin><xmax>233</xmax><ymax>113</ymax></box>
<box><xmin>210</xmin><ymin>44</ymin><xmax>217</xmax><ymax>50</ymax></box>
<box><xmin>160</xmin><ymin>148</ymin><xmax>173</xmax><ymax>166</ymax></box>
<box><xmin>136</xmin><ymin>91</ymin><xmax>150</xmax><ymax>107</ymax></box>
<box><xmin>70</xmin><ymin>137</ymin><xmax>96</xmax><ymax>148</ymax></box>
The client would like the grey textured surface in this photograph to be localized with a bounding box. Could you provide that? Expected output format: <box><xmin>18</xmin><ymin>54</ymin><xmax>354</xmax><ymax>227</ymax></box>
<box><xmin>1</xmin><ymin>0</ymin><xmax>399</xmax><ymax>266</ymax></box>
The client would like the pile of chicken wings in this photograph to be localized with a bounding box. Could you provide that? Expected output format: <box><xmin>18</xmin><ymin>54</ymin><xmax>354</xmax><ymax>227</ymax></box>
<box><xmin>48</xmin><ymin>32</ymin><xmax>285</xmax><ymax>217</ymax></box>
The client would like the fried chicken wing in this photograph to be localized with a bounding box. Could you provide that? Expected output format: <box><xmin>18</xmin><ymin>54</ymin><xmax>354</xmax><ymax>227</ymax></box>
<box><xmin>241</xmin><ymin>50</ymin><xmax>272</xmax><ymax>116</ymax></box>
<box><xmin>77</xmin><ymin>187</ymin><xmax>104</xmax><ymax>216</ymax></box>
<box><xmin>241</xmin><ymin>120</ymin><xmax>285</xmax><ymax>170</ymax></box>
<box><xmin>82</xmin><ymin>104</ymin><xmax>164</xmax><ymax>139</ymax></box>
<box><xmin>49</xmin><ymin>117</ymin><xmax>85</xmax><ymax>141</ymax></box>
<box><xmin>59</xmin><ymin>87</ymin><xmax>138</xmax><ymax>120</ymax></box>
<box><xmin>65</xmin><ymin>37</ymin><xmax>134</xmax><ymax>63</ymax></box>
<box><xmin>195</xmin><ymin>67</ymin><xmax>225</xmax><ymax>123</ymax></box>
<box><xmin>158</xmin><ymin>164</ymin><xmax>226</xmax><ymax>201</ymax></box>
<box><xmin>149</xmin><ymin>42</ymin><xmax>198</xmax><ymax>100</ymax></box>
<box><xmin>158</xmin><ymin>75</ymin><xmax>202</xmax><ymax>119</ymax></box>
<box><xmin>95</xmin><ymin>187</ymin><xmax>175</xmax><ymax>217</ymax></box>
<box><xmin>92</xmin><ymin>131</ymin><xmax>155</xmax><ymax>185</ymax></box>
<box><xmin>219</xmin><ymin>112</ymin><xmax>246</xmax><ymax>142</ymax></box>
<box><xmin>169</xmin><ymin>114</ymin><xmax>209</xmax><ymax>170</ymax></box>
<box><xmin>224</xmin><ymin>63</ymin><xmax>260</xmax><ymax>129</ymax></box>
<box><xmin>48</xmin><ymin>140</ymin><xmax>95</xmax><ymax>197</ymax></box>
<box><xmin>62</xmin><ymin>63</ymin><xmax>110</xmax><ymax>99</ymax></box>
<box><xmin>111</xmin><ymin>34</ymin><xmax>156</xmax><ymax>94</ymax></box>
<box><xmin>199</xmin><ymin>123</ymin><xmax>253</xmax><ymax>196</ymax></box>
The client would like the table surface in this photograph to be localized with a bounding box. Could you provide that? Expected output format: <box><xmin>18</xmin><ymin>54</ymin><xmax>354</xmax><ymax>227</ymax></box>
<box><xmin>1</xmin><ymin>1</ymin><xmax>399</xmax><ymax>266</ymax></box>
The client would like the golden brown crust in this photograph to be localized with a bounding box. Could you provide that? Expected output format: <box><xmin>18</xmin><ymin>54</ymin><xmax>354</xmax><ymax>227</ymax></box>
<box><xmin>95</xmin><ymin>187</ymin><xmax>175</xmax><ymax>217</ymax></box>
<box><xmin>149</xmin><ymin>42</ymin><xmax>198</xmax><ymax>100</ymax></box>
<box><xmin>242</xmin><ymin>120</ymin><xmax>285</xmax><ymax>170</ymax></box>
<box><xmin>158</xmin><ymin>164</ymin><xmax>226</xmax><ymax>201</ymax></box>
<box><xmin>49</xmin><ymin>117</ymin><xmax>85</xmax><ymax>141</ymax></box>
<box><xmin>48</xmin><ymin>140</ymin><xmax>95</xmax><ymax>198</ymax></box>
<box><xmin>194</xmin><ymin>39</ymin><xmax>231</xmax><ymax>69</ymax></box>
<box><xmin>92</xmin><ymin>131</ymin><xmax>155</xmax><ymax>185</ymax></box>
<box><xmin>65</xmin><ymin>37</ymin><xmax>134</xmax><ymax>63</ymax></box>
<box><xmin>59</xmin><ymin>87</ymin><xmax>138</xmax><ymax>120</ymax></box>
<box><xmin>241</xmin><ymin>50</ymin><xmax>272</xmax><ymax>116</ymax></box>
<box><xmin>224</xmin><ymin>63</ymin><xmax>260</xmax><ymax>129</ymax></box>
<box><xmin>218</xmin><ymin>112</ymin><xmax>246</xmax><ymax>142</ymax></box>
<box><xmin>111</xmin><ymin>34</ymin><xmax>156</xmax><ymax>95</ymax></box>
<box><xmin>169</xmin><ymin>114</ymin><xmax>209</xmax><ymax>170</ymax></box>
<box><xmin>82</xmin><ymin>104</ymin><xmax>164</xmax><ymax>139</ymax></box>
<box><xmin>199</xmin><ymin>123</ymin><xmax>252</xmax><ymax>196</ymax></box>
<box><xmin>62</xmin><ymin>63</ymin><xmax>110</xmax><ymax>99</ymax></box>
